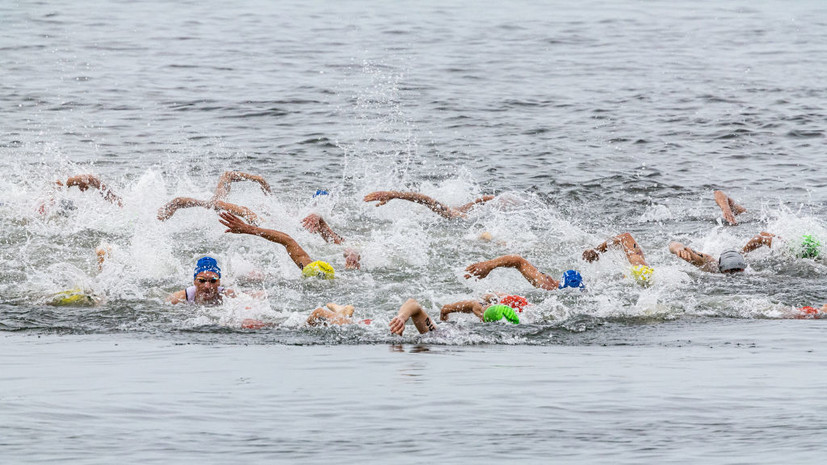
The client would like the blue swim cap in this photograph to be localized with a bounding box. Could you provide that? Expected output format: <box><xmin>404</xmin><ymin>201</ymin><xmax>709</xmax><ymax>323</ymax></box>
<box><xmin>559</xmin><ymin>270</ymin><xmax>585</xmax><ymax>289</ymax></box>
<box><xmin>313</xmin><ymin>189</ymin><xmax>329</xmax><ymax>198</ymax></box>
<box><xmin>194</xmin><ymin>256</ymin><xmax>221</xmax><ymax>279</ymax></box>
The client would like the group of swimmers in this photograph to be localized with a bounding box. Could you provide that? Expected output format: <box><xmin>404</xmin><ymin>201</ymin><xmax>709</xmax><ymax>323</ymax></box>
<box><xmin>43</xmin><ymin>171</ymin><xmax>826</xmax><ymax>332</ymax></box>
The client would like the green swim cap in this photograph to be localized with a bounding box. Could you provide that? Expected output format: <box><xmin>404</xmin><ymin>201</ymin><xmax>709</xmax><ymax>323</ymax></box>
<box><xmin>800</xmin><ymin>235</ymin><xmax>821</xmax><ymax>259</ymax></box>
<box><xmin>483</xmin><ymin>304</ymin><xmax>520</xmax><ymax>324</ymax></box>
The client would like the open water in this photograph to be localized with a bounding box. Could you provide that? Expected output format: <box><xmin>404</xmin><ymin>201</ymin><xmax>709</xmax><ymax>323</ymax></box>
<box><xmin>1</xmin><ymin>0</ymin><xmax>826</xmax><ymax>463</ymax></box>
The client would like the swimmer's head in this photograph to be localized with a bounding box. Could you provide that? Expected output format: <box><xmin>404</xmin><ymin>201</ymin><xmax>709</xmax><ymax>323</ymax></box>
<box><xmin>718</xmin><ymin>250</ymin><xmax>746</xmax><ymax>273</ymax></box>
<box><xmin>302</xmin><ymin>260</ymin><xmax>335</xmax><ymax>280</ymax></box>
<box><xmin>630</xmin><ymin>265</ymin><xmax>654</xmax><ymax>286</ymax></box>
<box><xmin>559</xmin><ymin>270</ymin><xmax>585</xmax><ymax>289</ymax></box>
<box><xmin>313</xmin><ymin>189</ymin><xmax>329</xmax><ymax>198</ymax></box>
<box><xmin>483</xmin><ymin>304</ymin><xmax>520</xmax><ymax>324</ymax></box>
<box><xmin>194</xmin><ymin>256</ymin><xmax>221</xmax><ymax>279</ymax></box>
<box><xmin>499</xmin><ymin>295</ymin><xmax>529</xmax><ymax>313</ymax></box>
<box><xmin>799</xmin><ymin>235</ymin><xmax>821</xmax><ymax>259</ymax></box>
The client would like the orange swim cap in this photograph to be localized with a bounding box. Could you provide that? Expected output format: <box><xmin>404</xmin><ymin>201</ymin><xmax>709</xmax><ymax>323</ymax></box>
<box><xmin>500</xmin><ymin>295</ymin><xmax>529</xmax><ymax>313</ymax></box>
<box><xmin>799</xmin><ymin>306</ymin><xmax>819</xmax><ymax>315</ymax></box>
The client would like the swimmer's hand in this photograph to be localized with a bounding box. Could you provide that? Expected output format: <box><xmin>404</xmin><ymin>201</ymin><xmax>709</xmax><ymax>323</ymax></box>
<box><xmin>301</xmin><ymin>213</ymin><xmax>323</xmax><ymax>233</ymax></box>
<box><xmin>389</xmin><ymin>316</ymin><xmax>406</xmax><ymax>335</ymax></box>
<box><xmin>344</xmin><ymin>248</ymin><xmax>361</xmax><ymax>270</ymax></box>
<box><xmin>363</xmin><ymin>191</ymin><xmax>395</xmax><ymax>207</ymax></box>
<box><xmin>219</xmin><ymin>211</ymin><xmax>255</xmax><ymax>234</ymax></box>
<box><xmin>582</xmin><ymin>249</ymin><xmax>600</xmax><ymax>262</ymax></box>
<box><xmin>464</xmin><ymin>262</ymin><xmax>493</xmax><ymax>280</ymax></box>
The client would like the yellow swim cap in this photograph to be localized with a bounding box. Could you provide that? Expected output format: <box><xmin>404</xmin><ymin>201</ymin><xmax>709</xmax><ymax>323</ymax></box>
<box><xmin>302</xmin><ymin>261</ymin><xmax>335</xmax><ymax>280</ymax></box>
<box><xmin>629</xmin><ymin>265</ymin><xmax>654</xmax><ymax>285</ymax></box>
<box><xmin>50</xmin><ymin>288</ymin><xmax>98</xmax><ymax>306</ymax></box>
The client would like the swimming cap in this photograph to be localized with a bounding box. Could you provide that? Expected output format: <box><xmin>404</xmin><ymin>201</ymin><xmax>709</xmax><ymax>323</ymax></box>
<box><xmin>499</xmin><ymin>295</ymin><xmax>529</xmax><ymax>313</ymax></box>
<box><xmin>799</xmin><ymin>235</ymin><xmax>821</xmax><ymax>259</ymax></box>
<box><xmin>302</xmin><ymin>260</ymin><xmax>335</xmax><ymax>279</ymax></box>
<box><xmin>313</xmin><ymin>189</ymin><xmax>329</xmax><ymax>198</ymax></box>
<box><xmin>194</xmin><ymin>256</ymin><xmax>221</xmax><ymax>279</ymax></box>
<box><xmin>483</xmin><ymin>304</ymin><xmax>520</xmax><ymax>324</ymax></box>
<box><xmin>50</xmin><ymin>288</ymin><xmax>98</xmax><ymax>307</ymax></box>
<box><xmin>559</xmin><ymin>270</ymin><xmax>585</xmax><ymax>289</ymax></box>
<box><xmin>630</xmin><ymin>265</ymin><xmax>654</xmax><ymax>285</ymax></box>
<box><xmin>799</xmin><ymin>306</ymin><xmax>819</xmax><ymax>315</ymax></box>
<box><xmin>718</xmin><ymin>250</ymin><xmax>746</xmax><ymax>273</ymax></box>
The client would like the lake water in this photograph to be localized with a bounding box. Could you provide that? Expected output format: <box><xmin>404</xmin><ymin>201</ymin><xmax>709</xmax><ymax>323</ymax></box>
<box><xmin>1</xmin><ymin>0</ymin><xmax>826</xmax><ymax>462</ymax></box>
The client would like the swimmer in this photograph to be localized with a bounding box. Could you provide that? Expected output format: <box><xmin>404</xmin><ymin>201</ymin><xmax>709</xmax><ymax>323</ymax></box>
<box><xmin>389</xmin><ymin>299</ymin><xmax>439</xmax><ymax>335</ymax></box>
<box><xmin>158</xmin><ymin>197</ymin><xmax>261</xmax><ymax>225</ymax></box>
<box><xmin>301</xmin><ymin>213</ymin><xmax>361</xmax><ymax>270</ymax></box>
<box><xmin>219</xmin><ymin>211</ymin><xmax>337</xmax><ymax>279</ymax></box>
<box><xmin>242</xmin><ymin>302</ymin><xmax>360</xmax><ymax>329</ymax></box>
<box><xmin>714</xmin><ymin>190</ymin><xmax>747</xmax><ymax>225</ymax></box>
<box><xmin>464</xmin><ymin>255</ymin><xmax>584</xmax><ymax>290</ymax></box>
<box><xmin>38</xmin><ymin>174</ymin><xmax>123</xmax><ymax>214</ymax></box>
<box><xmin>167</xmin><ymin>256</ymin><xmax>235</xmax><ymax>305</ymax></box>
<box><xmin>668</xmin><ymin>242</ymin><xmax>746</xmax><ymax>274</ymax></box>
<box><xmin>211</xmin><ymin>170</ymin><xmax>272</xmax><ymax>202</ymax></box>
<box><xmin>306</xmin><ymin>303</ymin><xmax>358</xmax><ymax>326</ymax></box>
<box><xmin>439</xmin><ymin>293</ymin><xmax>526</xmax><ymax>323</ymax></box>
<box><xmin>363</xmin><ymin>191</ymin><xmax>495</xmax><ymax>219</ymax></box>
<box><xmin>582</xmin><ymin>232</ymin><xmax>654</xmax><ymax>284</ymax></box>
<box><xmin>158</xmin><ymin>170</ymin><xmax>268</xmax><ymax>225</ymax></box>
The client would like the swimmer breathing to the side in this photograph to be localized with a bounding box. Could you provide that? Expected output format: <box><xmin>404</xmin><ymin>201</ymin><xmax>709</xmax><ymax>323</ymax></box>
<box><xmin>363</xmin><ymin>190</ymin><xmax>495</xmax><ymax>220</ymax></box>
<box><xmin>219</xmin><ymin>211</ymin><xmax>342</xmax><ymax>279</ymax></box>
<box><xmin>669</xmin><ymin>230</ymin><xmax>821</xmax><ymax>273</ymax></box>
<box><xmin>464</xmin><ymin>255</ymin><xmax>584</xmax><ymax>290</ymax></box>
<box><xmin>582</xmin><ymin>232</ymin><xmax>654</xmax><ymax>285</ymax></box>
<box><xmin>390</xmin><ymin>295</ymin><xmax>528</xmax><ymax>336</ymax></box>
<box><xmin>167</xmin><ymin>256</ymin><xmax>236</xmax><ymax>305</ymax></box>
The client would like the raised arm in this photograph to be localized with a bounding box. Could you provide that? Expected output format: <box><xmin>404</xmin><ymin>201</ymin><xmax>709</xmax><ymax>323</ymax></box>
<box><xmin>63</xmin><ymin>174</ymin><xmax>123</xmax><ymax>207</ymax></box>
<box><xmin>455</xmin><ymin>195</ymin><xmax>496</xmax><ymax>214</ymax></box>
<box><xmin>157</xmin><ymin>197</ymin><xmax>210</xmax><ymax>221</ymax></box>
<box><xmin>390</xmin><ymin>298</ymin><xmax>438</xmax><ymax>335</ymax></box>
<box><xmin>668</xmin><ymin>241</ymin><xmax>718</xmax><ymax>272</ymax></box>
<box><xmin>301</xmin><ymin>214</ymin><xmax>344</xmax><ymax>244</ymax></box>
<box><xmin>219</xmin><ymin>211</ymin><xmax>312</xmax><ymax>269</ymax></box>
<box><xmin>582</xmin><ymin>232</ymin><xmax>648</xmax><ymax>267</ymax></box>
<box><xmin>157</xmin><ymin>197</ymin><xmax>260</xmax><ymax>225</ymax></box>
<box><xmin>465</xmin><ymin>254</ymin><xmax>560</xmax><ymax>290</ymax></box>
<box><xmin>212</xmin><ymin>171</ymin><xmax>272</xmax><ymax>201</ymax></box>
<box><xmin>440</xmin><ymin>300</ymin><xmax>485</xmax><ymax>322</ymax></box>
<box><xmin>364</xmin><ymin>191</ymin><xmax>462</xmax><ymax>219</ymax></box>
<box><xmin>714</xmin><ymin>190</ymin><xmax>747</xmax><ymax>225</ymax></box>
<box><xmin>742</xmin><ymin>231</ymin><xmax>775</xmax><ymax>253</ymax></box>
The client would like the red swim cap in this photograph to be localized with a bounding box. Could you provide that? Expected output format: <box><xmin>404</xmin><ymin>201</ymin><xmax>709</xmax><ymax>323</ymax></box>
<box><xmin>799</xmin><ymin>306</ymin><xmax>819</xmax><ymax>315</ymax></box>
<box><xmin>500</xmin><ymin>295</ymin><xmax>529</xmax><ymax>313</ymax></box>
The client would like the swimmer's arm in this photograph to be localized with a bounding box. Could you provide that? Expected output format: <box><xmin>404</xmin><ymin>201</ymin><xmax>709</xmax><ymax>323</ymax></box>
<box><xmin>167</xmin><ymin>290</ymin><xmax>187</xmax><ymax>305</ymax></box>
<box><xmin>65</xmin><ymin>174</ymin><xmax>123</xmax><ymax>207</ymax></box>
<box><xmin>455</xmin><ymin>195</ymin><xmax>496</xmax><ymax>213</ymax></box>
<box><xmin>301</xmin><ymin>214</ymin><xmax>344</xmax><ymax>244</ymax></box>
<box><xmin>219</xmin><ymin>212</ymin><xmax>313</xmax><ymax>269</ymax></box>
<box><xmin>742</xmin><ymin>231</ymin><xmax>775</xmax><ymax>253</ymax></box>
<box><xmin>157</xmin><ymin>197</ymin><xmax>210</xmax><ymax>221</ymax></box>
<box><xmin>211</xmin><ymin>200</ymin><xmax>260</xmax><ymax>225</ymax></box>
<box><xmin>390</xmin><ymin>298</ymin><xmax>437</xmax><ymax>335</ymax></box>
<box><xmin>364</xmin><ymin>191</ymin><xmax>461</xmax><ymax>219</ymax></box>
<box><xmin>212</xmin><ymin>171</ymin><xmax>272</xmax><ymax>201</ymax></box>
<box><xmin>583</xmin><ymin>233</ymin><xmax>647</xmax><ymax>267</ymax></box>
<box><xmin>440</xmin><ymin>300</ymin><xmax>485</xmax><ymax>322</ymax></box>
<box><xmin>714</xmin><ymin>190</ymin><xmax>746</xmax><ymax>225</ymax></box>
<box><xmin>668</xmin><ymin>241</ymin><xmax>717</xmax><ymax>272</ymax></box>
<box><xmin>465</xmin><ymin>254</ymin><xmax>560</xmax><ymax>290</ymax></box>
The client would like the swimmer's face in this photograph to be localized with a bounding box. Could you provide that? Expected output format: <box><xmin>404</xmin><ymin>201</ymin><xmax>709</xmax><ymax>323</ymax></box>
<box><xmin>194</xmin><ymin>271</ymin><xmax>221</xmax><ymax>299</ymax></box>
<box><xmin>721</xmin><ymin>268</ymin><xmax>745</xmax><ymax>275</ymax></box>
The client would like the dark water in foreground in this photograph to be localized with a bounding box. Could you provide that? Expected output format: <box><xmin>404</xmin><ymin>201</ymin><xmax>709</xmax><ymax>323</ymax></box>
<box><xmin>3</xmin><ymin>319</ymin><xmax>826</xmax><ymax>464</ymax></box>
